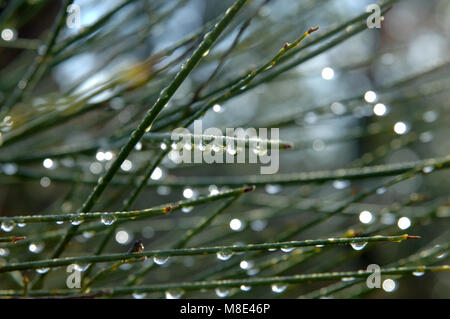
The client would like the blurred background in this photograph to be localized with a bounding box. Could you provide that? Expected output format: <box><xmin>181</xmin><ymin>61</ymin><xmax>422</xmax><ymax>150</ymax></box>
<box><xmin>0</xmin><ymin>0</ymin><xmax>449</xmax><ymax>298</ymax></box>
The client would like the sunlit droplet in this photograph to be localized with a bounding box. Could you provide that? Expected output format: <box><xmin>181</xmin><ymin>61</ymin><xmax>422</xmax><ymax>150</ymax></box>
<box><xmin>229</xmin><ymin>218</ymin><xmax>243</xmax><ymax>231</ymax></box>
<box><xmin>321</xmin><ymin>67</ymin><xmax>334</xmax><ymax>80</ymax></box>
<box><xmin>165</xmin><ymin>289</ymin><xmax>184</xmax><ymax>299</ymax></box>
<box><xmin>29</xmin><ymin>242</ymin><xmax>44</xmax><ymax>254</ymax></box>
<box><xmin>397</xmin><ymin>217</ymin><xmax>411</xmax><ymax>230</ymax></box>
<box><xmin>183</xmin><ymin>188</ymin><xmax>194</xmax><ymax>199</ymax></box>
<box><xmin>240</xmin><ymin>285</ymin><xmax>252</xmax><ymax>291</ymax></box>
<box><xmin>364</xmin><ymin>91</ymin><xmax>377</xmax><ymax>103</ymax></box>
<box><xmin>1</xmin><ymin>28</ymin><xmax>16</xmax><ymax>41</ymax></box>
<box><xmin>217</xmin><ymin>251</ymin><xmax>233</xmax><ymax>261</ymax></box>
<box><xmin>1</xmin><ymin>220</ymin><xmax>15</xmax><ymax>232</ymax></box>
<box><xmin>271</xmin><ymin>284</ymin><xmax>287</xmax><ymax>293</ymax></box>
<box><xmin>215</xmin><ymin>288</ymin><xmax>230</xmax><ymax>298</ymax></box>
<box><xmin>132</xmin><ymin>292</ymin><xmax>147</xmax><ymax>299</ymax></box>
<box><xmin>153</xmin><ymin>256</ymin><xmax>169</xmax><ymax>265</ymax></box>
<box><xmin>115</xmin><ymin>230</ymin><xmax>131</xmax><ymax>245</ymax></box>
<box><xmin>350</xmin><ymin>242</ymin><xmax>368</xmax><ymax>251</ymax></box>
<box><xmin>359</xmin><ymin>210</ymin><xmax>374</xmax><ymax>224</ymax></box>
<box><xmin>36</xmin><ymin>268</ymin><xmax>50</xmax><ymax>274</ymax></box>
<box><xmin>382</xmin><ymin>279</ymin><xmax>396</xmax><ymax>292</ymax></box>
<box><xmin>151</xmin><ymin>167</ymin><xmax>163</xmax><ymax>180</ymax></box>
<box><xmin>373</xmin><ymin>103</ymin><xmax>388</xmax><ymax>116</ymax></box>
<box><xmin>101</xmin><ymin>215</ymin><xmax>117</xmax><ymax>226</ymax></box>
<box><xmin>393</xmin><ymin>122</ymin><xmax>408</xmax><ymax>135</ymax></box>
<box><xmin>121</xmin><ymin>159</ymin><xmax>133</xmax><ymax>172</ymax></box>
<box><xmin>182</xmin><ymin>206</ymin><xmax>193</xmax><ymax>213</ymax></box>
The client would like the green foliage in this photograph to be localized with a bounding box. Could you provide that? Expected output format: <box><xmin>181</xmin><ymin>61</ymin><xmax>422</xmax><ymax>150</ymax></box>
<box><xmin>0</xmin><ymin>0</ymin><xmax>449</xmax><ymax>298</ymax></box>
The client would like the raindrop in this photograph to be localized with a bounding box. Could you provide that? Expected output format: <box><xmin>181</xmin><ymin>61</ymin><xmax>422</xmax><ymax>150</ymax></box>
<box><xmin>36</xmin><ymin>268</ymin><xmax>50</xmax><ymax>274</ymax></box>
<box><xmin>17</xmin><ymin>223</ymin><xmax>26</xmax><ymax>228</ymax></box>
<box><xmin>1</xmin><ymin>220</ymin><xmax>15</xmax><ymax>232</ymax></box>
<box><xmin>397</xmin><ymin>217</ymin><xmax>411</xmax><ymax>230</ymax></box>
<box><xmin>182</xmin><ymin>206</ymin><xmax>193</xmax><ymax>213</ymax></box>
<box><xmin>153</xmin><ymin>256</ymin><xmax>169</xmax><ymax>265</ymax></box>
<box><xmin>412</xmin><ymin>271</ymin><xmax>424</xmax><ymax>277</ymax></box>
<box><xmin>0</xmin><ymin>248</ymin><xmax>9</xmax><ymax>256</ymax></box>
<box><xmin>281</xmin><ymin>247</ymin><xmax>295</xmax><ymax>253</ymax></box>
<box><xmin>74</xmin><ymin>264</ymin><xmax>89</xmax><ymax>272</ymax></box>
<box><xmin>229</xmin><ymin>218</ymin><xmax>244</xmax><ymax>231</ymax></box>
<box><xmin>70</xmin><ymin>219</ymin><xmax>83</xmax><ymax>226</ymax></box>
<box><xmin>333</xmin><ymin>180</ymin><xmax>350</xmax><ymax>189</ymax></box>
<box><xmin>271</xmin><ymin>284</ymin><xmax>287</xmax><ymax>293</ymax></box>
<box><xmin>422</xmin><ymin>166</ymin><xmax>434</xmax><ymax>174</ymax></box>
<box><xmin>240</xmin><ymin>285</ymin><xmax>252</xmax><ymax>292</ymax></box>
<box><xmin>341</xmin><ymin>277</ymin><xmax>355</xmax><ymax>282</ymax></box>
<box><xmin>215</xmin><ymin>288</ymin><xmax>230</xmax><ymax>298</ymax></box>
<box><xmin>359</xmin><ymin>210</ymin><xmax>374</xmax><ymax>224</ymax></box>
<box><xmin>265</xmin><ymin>184</ymin><xmax>282</xmax><ymax>194</ymax></box>
<box><xmin>364</xmin><ymin>91</ymin><xmax>377</xmax><ymax>103</ymax></box>
<box><xmin>216</xmin><ymin>251</ymin><xmax>233</xmax><ymax>261</ymax></box>
<box><xmin>101</xmin><ymin>215</ymin><xmax>117</xmax><ymax>226</ymax></box>
<box><xmin>350</xmin><ymin>242</ymin><xmax>368</xmax><ymax>251</ymax></box>
<box><xmin>29</xmin><ymin>242</ymin><xmax>44</xmax><ymax>254</ymax></box>
<box><xmin>132</xmin><ymin>292</ymin><xmax>147</xmax><ymax>299</ymax></box>
<box><xmin>382</xmin><ymin>279</ymin><xmax>396</xmax><ymax>292</ymax></box>
<box><xmin>183</xmin><ymin>188</ymin><xmax>194</xmax><ymax>199</ymax></box>
<box><xmin>321</xmin><ymin>67</ymin><xmax>334</xmax><ymax>80</ymax></box>
<box><xmin>165</xmin><ymin>289</ymin><xmax>184</xmax><ymax>299</ymax></box>
<box><xmin>56</xmin><ymin>221</ymin><xmax>64</xmax><ymax>225</ymax></box>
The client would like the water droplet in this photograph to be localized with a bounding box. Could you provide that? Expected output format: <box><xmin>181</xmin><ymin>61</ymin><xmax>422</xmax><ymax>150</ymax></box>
<box><xmin>350</xmin><ymin>242</ymin><xmax>368</xmax><ymax>251</ymax></box>
<box><xmin>229</xmin><ymin>218</ymin><xmax>244</xmax><ymax>231</ymax></box>
<box><xmin>74</xmin><ymin>264</ymin><xmax>89</xmax><ymax>272</ymax></box>
<box><xmin>216</xmin><ymin>251</ymin><xmax>233</xmax><ymax>261</ymax></box>
<box><xmin>397</xmin><ymin>217</ymin><xmax>411</xmax><ymax>230</ymax></box>
<box><xmin>382</xmin><ymin>279</ymin><xmax>396</xmax><ymax>292</ymax></box>
<box><xmin>412</xmin><ymin>271</ymin><xmax>424</xmax><ymax>277</ymax></box>
<box><xmin>182</xmin><ymin>206</ymin><xmax>193</xmax><ymax>213</ymax></box>
<box><xmin>29</xmin><ymin>242</ymin><xmax>44</xmax><ymax>254</ymax></box>
<box><xmin>341</xmin><ymin>277</ymin><xmax>355</xmax><ymax>282</ymax></box>
<box><xmin>333</xmin><ymin>180</ymin><xmax>350</xmax><ymax>189</ymax></box>
<box><xmin>165</xmin><ymin>289</ymin><xmax>184</xmax><ymax>299</ymax></box>
<box><xmin>36</xmin><ymin>268</ymin><xmax>50</xmax><ymax>274</ymax></box>
<box><xmin>101</xmin><ymin>214</ymin><xmax>117</xmax><ymax>226</ymax></box>
<box><xmin>281</xmin><ymin>247</ymin><xmax>295</xmax><ymax>253</ymax></box>
<box><xmin>215</xmin><ymin>288</ymin><xmax>230</xmax><ymax>298</ymax></box>
<box><xmin>359</xmin><ymin>210</ymin><xmax>374</xmax><ymax>224</ymax></box>
<box><xmin>70</xmin><ymin>219</ymin><xmax>83</xmax><ymax>226</ymax></box>
<box><xmin>436</xmin><ymin>252</ymin><xmax>448</xmax><ymax>259</ymax></box>
<box><xmin>56</xmin><ymin>221</ymin><xmax>64</xmax><ymax>225</ymax></box>
<box><xmin>132</xmin><ymin>292</ymin><xmax>147</xmax><ymax>299</ymax></box>
<box><xmin>271</xmin><ymin>284</ymin><xmax>287</xmax><ymax>293</ymax></box>
<box><xmin>240</xmin><ymin>285</ymin><xmax>251</xmax><ymax>292</ymax></box>
<box><xmin>1</xmin><ymin>220</ymin><xmax>15</xmax><ymax>232</ymax></box>
<box><xmin>17</xmin><ymin>223</ymin><xmax>26</xmax><ymax>228</ymax></box>
<box><xmin>265</xmin><ymin>184</ymin><xmax>282</xmax><ymax>194</ymax></box>
<box><xmin>0</xmin><ymin>248</ymin><xmax>10</xmax><ymax>256</ymax></box>
<box><xmin>422</xmin><ymin>166</ymin><xmax>434</xmax><ymax>174</ymax></box>
<box><xmin>153</xmin><ymin>256</ymin><xmax>169</xmax><ymax>265</ymax></box>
